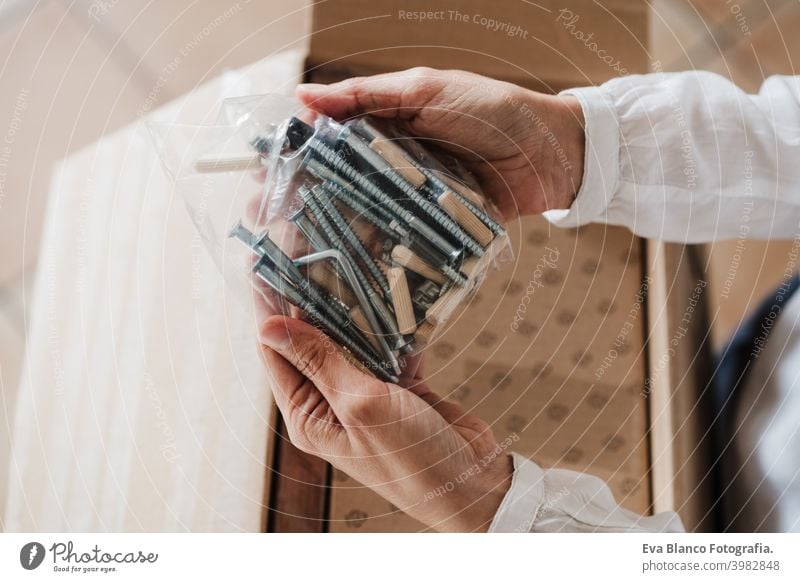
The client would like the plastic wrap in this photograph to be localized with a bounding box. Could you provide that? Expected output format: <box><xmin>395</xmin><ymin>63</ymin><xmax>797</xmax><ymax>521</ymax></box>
<box><xmin>151</xmin><ymin>94</ymin><xmax>511</xmax><ymax>383</ymax></box>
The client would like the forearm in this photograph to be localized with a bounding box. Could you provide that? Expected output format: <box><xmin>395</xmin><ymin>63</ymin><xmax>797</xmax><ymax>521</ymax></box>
<box><xmin>547</xmin><ymin>72</ymin><xmax>800</xmax><ymax>242</ymax></box>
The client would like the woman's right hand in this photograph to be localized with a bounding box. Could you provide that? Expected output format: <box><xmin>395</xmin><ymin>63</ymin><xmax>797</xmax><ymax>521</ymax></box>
<box><xmin>296</xmin><ymin>67</ymin><xmax>586</xmax><ymax>222</ymax></box>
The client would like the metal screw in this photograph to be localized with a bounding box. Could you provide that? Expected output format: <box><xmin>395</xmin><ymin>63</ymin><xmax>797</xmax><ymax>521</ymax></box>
<box><xmin>229</xmin><ymin>223</ymin><xmax>394</xmax><ymax>380</ymax></box>
<box><xmin>307</xmin><ymin>160</ymin><xmax>413</xmax><ymax>246</ymax></box>
<box><xmin>292</xmin><ymin>248</ymin><xmax>401</xmax><ymax>376</ymax></box>
<box><xmin>278</xmin><ymin>278</ymin><xmax>396</xmax><ymax>382</ymax></box>
<box><xmin>349</xmin><ymin>117</ymin><xmax>503</xmax><ymax>236</ymax></box>
<box><xmin>300</xmin><ymin>188</ymin><xmax>380</xmax><ymax>298</ymax></box>
<box><xmin>349</xmin><ymin>117</ymin><xmax>504</xmax><ymax>238</ymax></box>
<box><xmin>305</xmin><ymin>159</ymin><xmax>455</xmax><ymax>269</ymax></box>
<box><xmin>311</xmin><ymin>183</ymin><xmax>391</xmax><ymax>298</ymax></box>
<box><xmin>305</xmin><ymin>158</ymin><xmax>398</xmax><ymax>228</ymax></box>
<box><xmin>290</xmin><ymin>123</ymin><xmax>462</xmax><ymax>264</ymax></box>
<box><xmin>299</xmin><ymin>187</ymin><xmax>405</xmax><ymax>349</ymax></box>
<box><xmin>338</xmin><ymin>128</ymin><xmax>485</xmax><ymax>256</ymax></box>
<box><xmin>437</xmin><ymin>261</ymin><xmax>467</xmax><ymax>287</ymax></box>
<box><xmin>231</xmin><ymin>222</ymin><xmax>353</xmax><ymax>326</ymax></box>
<box><xmin>415</xmin><ymin>163</ymin><xmax>505</xmax><ymax>236</ymax></box>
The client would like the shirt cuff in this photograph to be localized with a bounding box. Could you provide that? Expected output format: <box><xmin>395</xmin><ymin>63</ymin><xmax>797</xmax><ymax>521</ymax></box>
<box><xmin>488</xmin><ymin>453</ymin><xmax>545</xmax><ymax>533</ymax></box>
<box><xmin>542</xmin><ymin>85</ymin><xmax>620</xmax><ymax>228</ymax></box>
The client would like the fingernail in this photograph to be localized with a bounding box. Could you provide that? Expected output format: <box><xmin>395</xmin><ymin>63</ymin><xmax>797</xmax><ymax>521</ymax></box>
<box><xmin>296</xmin><ymin>83</ymin><xmax>326</xmax><ymax>94</ymax></box>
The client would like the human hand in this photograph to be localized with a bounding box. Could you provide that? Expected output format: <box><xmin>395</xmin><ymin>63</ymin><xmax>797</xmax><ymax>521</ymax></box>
<box><xmin>296</xmin><ymin>67</ymin><xmax>585</xmax><ymax>221</ymax></box>
<box><xmin>260</xmin><ymin>314</ymin><xmax>513</xmax><ymax>532</ymax></box>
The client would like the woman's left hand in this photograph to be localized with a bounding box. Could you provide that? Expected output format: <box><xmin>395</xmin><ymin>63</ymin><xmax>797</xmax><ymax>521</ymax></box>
<box><xmin>260</xmin><ymin>314</ymin><xmax>513</xmax><ymax>532</ymax></box>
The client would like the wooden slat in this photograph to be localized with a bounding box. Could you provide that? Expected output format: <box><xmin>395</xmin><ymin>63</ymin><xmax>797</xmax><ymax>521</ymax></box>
<box><xmin>266</xmin><ymin>410</ymin><xmax>330</xmax><ymax>532</ymax></box>
<box><xmin>645</xmin><ymin>241</ymin><xmax>715</xmax><ymax>531</ymax></box>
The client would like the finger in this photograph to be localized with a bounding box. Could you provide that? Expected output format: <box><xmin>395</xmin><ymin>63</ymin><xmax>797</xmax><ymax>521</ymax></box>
<box><xmin>260</xmin><ymin>315</ymin><xmax>387</xmax><ymax>406</ymax></box>
<box><xmin>295</xmin><ymin>68</ymin><xmax>444</xmax><ymax>120</ymax></box>
<box><xmin>261</xmin><ymin>346</ymin><xmax>342</xmax><ymax>454</ymax></box>
<box><xmin>261</xmin><ymin>344</ymin><xmax>319</xmax><ymax>421</ymax></box>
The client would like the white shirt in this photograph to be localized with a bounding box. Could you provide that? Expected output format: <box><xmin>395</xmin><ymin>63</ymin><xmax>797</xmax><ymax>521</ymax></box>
<box><xmin>490</xmin><ymin>71</ymin><xmax>800</xmax><ymax>533</ymax></box>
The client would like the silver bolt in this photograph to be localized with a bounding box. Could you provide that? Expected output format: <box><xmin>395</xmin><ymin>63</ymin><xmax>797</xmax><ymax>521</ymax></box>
<box><xmin>349</xmin><ymin>117</ymin><xmax>504</xmax><ymax>237</ymax></box>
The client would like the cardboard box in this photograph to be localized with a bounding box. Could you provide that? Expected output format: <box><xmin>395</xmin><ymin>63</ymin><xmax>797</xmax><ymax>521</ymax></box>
<box><xmin>307</xmin><ymin>0</ymin><xmax>648</xmax><ymax>92</ymax></box>
<box><xmin>268</xmin><ymin>0</ymin><xmax>715</xmax><ymax>532</ymax></box>
<box><xmin>329</xmin><ymin>225</ymin><xmax>653</xmax><ymax>532</ymax></box>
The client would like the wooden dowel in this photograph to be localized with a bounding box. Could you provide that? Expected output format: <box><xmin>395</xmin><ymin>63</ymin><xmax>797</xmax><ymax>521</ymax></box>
<box><xmin>387</xmin><ymin>267</ymin><xmax>417</xmax><ymax>335</ymax></box>
<box><xmin>413</xmin><ymin>321</ymin><xmax>437</xmax><ymax>346</ymax></box>
<box><xmin>369</xmin><ymin>138</ymin><xmax>427</xmax><ymax>188</ymax></box>
<box><xmin>390</xmin><ymin>245</ymin><xmax>445</xmax><ymax>285</ymax></box>
<box><xmin>437</xmin><ymin>191</ymin><xmax>494</xmax><ymax>247</ymax></box>
<box><xmin>194</xmin><ymin>153</ymin><xmax>261</xmax><ymax>173</ymax></box>
<box><xmin>426</xmin><ymin>286</ymin><xmax>468</xmax><ymax>326</ymax></box>
<box><xmin>437</xmin><ymin>173</ymin><xmax>484</xmax><ymax>207</ymax></box>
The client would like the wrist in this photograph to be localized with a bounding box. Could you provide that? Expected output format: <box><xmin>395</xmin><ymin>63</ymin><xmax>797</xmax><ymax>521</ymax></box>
<box><xmin>513</xmin><ymin>91</ymin><xmax>586</xmax><ymax>215</ymax></box>
<box><xmin>551</xmin><ymin>95</ymin><xmax>585</xmax><ymax>210</ymax></box>
<box><xmin>436</xmin><ymin>454</ymin><xmax>514</xmax><ymax>532</ymax></box>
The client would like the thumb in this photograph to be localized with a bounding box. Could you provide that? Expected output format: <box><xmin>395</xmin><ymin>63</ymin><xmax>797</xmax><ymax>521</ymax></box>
<box><xmin>295</xmin><ymin>67</ymin><xmax>445</xmax><ymax>120</ymax></box>
<box><xmin>259</xmin><ymin>315</ymin><xmax>385</xmax><ymax>401</ymax></box>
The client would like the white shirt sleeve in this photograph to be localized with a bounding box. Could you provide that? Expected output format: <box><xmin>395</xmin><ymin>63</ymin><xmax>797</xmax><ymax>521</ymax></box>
<box><xmin>544</xmin><ymin>72</ymin><xmax>800</xmax><ymax>243</ymax></box>
<box><xmin>489</xmin><ymin>453</ymin><xmax>684</xmax><ymax>532</ymax></box>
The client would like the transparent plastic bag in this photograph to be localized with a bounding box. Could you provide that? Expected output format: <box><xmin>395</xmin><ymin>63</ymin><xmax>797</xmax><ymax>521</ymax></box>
<box><xmin>150</xmin><ymin>94</ymin><xmax>511</xmax><ymax>383</ymax></box>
